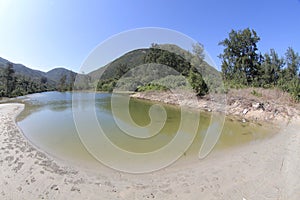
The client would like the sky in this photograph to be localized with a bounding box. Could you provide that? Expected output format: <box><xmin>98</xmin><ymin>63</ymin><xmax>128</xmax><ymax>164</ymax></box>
<box><xmin>0</xmin><ymin>0</ymin><xmax>299</xmax><ymax>73</ymax></box>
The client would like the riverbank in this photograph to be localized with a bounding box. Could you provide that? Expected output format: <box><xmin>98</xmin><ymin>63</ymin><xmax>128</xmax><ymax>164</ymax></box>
<box><xmin>131</xmin><ymin>88</ymin><xmax>300</xmax><ymax>123</ymax></box>
<box><xmin>1</xmin><ymin>103</ymin><xmax>300</xmax><ymax>199</ymax></box>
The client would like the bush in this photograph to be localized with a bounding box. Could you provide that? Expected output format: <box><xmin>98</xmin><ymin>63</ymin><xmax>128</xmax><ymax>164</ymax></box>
<box><xmin>136</xmin><ymin>83</ymin><xmax>168</xmax><ymax>92</ymax></box>
<box><xmin>188</xmin><ymin>67</ymin><xmax>208</xmax><ymax>96</ymax></box>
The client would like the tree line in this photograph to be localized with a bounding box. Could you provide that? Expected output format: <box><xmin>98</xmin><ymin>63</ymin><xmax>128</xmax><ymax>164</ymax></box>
<box><xmin>219</xmin><ymin>28</ymin><xmax>300</xmax><ymax>101</ymax></box>
<box><xmin>57</xmin><ymin>73</ymin><xmax>77</xmax><ymax>92</ymax></box>
<box><xmin>1</xmin><ymin>28</ymin><xmax>299</xmax><ymax>101</ymax></box>
<box><xmin>0</xmin><ymin>63</ymin><xmax>55</xmax><ymax>98</ymax></box>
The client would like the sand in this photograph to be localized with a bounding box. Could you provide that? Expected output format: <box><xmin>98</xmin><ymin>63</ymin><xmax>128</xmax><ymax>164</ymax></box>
<box><xmin>1</xmin><ymin>103</ymin><xmax>300</xmax><ymax>199</ymax></box>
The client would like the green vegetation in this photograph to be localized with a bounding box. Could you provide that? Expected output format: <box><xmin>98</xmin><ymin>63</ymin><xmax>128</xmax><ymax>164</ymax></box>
<box><xmin>136</xmin><ymin>83</ymin><xmax>168</xmax><ymax>92</ymax></box>
<box><xmin>144</xmin><ymin>47</ymin><xmax>191</xmax><ymax>76</ymax></box>
<box><xmin>0</xmin><ymin>61</ymin><xmax>80</xmax><ymax>97</ymax></box>
<box><xmin>97</xmin><ymin>78</ymin><xmax>116</xmax><ymax>92</ymax></box>
<box><xmin>58</xmin><ymin>74</ymin><xmax>67</xmax><ymax>92</ymax></box>
<box><xmin>151</xmin><ymin>75</ymin><xmax>189</xmax><ymax>90</ymax></box>
<box><xmin>95</xmin><ymin>45</ymin><xmax>212</xmax><ymax>96</ymax></box>
<box><xmin>1</xmin><ymin>31</ymin><xmax>298</xmax><ymax>102</ymax></box>
<box><xmin>96</xmin><ymin>49</ymin><xmax>146</xmax><ymax>81</ymax></box>
<box><xmin>0</xmin><ymin>62</ymin><xmax>55</xmax><ymax>97</ymax></box>
<box><xmin>219</xmin><ymin>28</ymin><xmax>300</xmax><ymax>101</ymax></box>
<box><xmin>251</xmin><ymin>89</ymin><xmax>262</xmax><ymax>97</ymax></box>
<box><xmin>151</xmin><ymin>43</ymin><xmax>222</xmax><ymax>92</ymax></box>
<box><xmin>188</xmin><ymin>66</ymin><xmax>208</xmax><ymax>96</ymax></box>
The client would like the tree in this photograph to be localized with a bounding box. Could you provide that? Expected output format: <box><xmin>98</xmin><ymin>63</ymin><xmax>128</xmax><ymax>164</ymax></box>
<box><xmin>276</xmin><ymin>47</ymin><xmax>300</xmax><ymax>101</ymax></box>
<box><xmin>150</xmin><ymin>43</ymin><xmax>159</xmax><ymax>48</ymax></box>
<box><xmin>285</xmin><ymin>47</ymin><xmax>300</xmax><ymax>81</ymax></box>
<box><xmin>3</xmin><ymin>62</ymin><xmax>16</xmax><ymax>97</ymax></box>
<box><xmin>68</xmin><ymin>71</ymin><xmax>76</xmax><ymax>91</ymax></box>
<box><xmin>192</xmin><ymin>42</ymin><xmax>205</xmax><ymax>61</ymax></box>
<box><xmin>116</xmin><ymin>64</ymin><xmax>129</xmax><ymax>78</ymax></box>
<box><xmin>41</xmin><ymin>76</ymin><xmax>48</xmax><ymax>84</ymax></box>
<box><xmin>191</xmin><ymin>42</ymin><xmax>205</xmax><ymax>74</ymax></box>
<box><xmin>39</xmin><ymin>76</ymin><xmax>48</xmax><ymax>91</ymax></box>
<box><xmin>144</xmin><ymin>48</ymin><xmax>191</xmax><ymax>76</ymax></box>
<box><xmin>219</xmin><ymin>28</ymin><xmax>262</xmax><ymax>86</ymax></box>
<box><xmin>58</xmin><ymin>74</ymin><xmax>67</xmax><ymax>92</ymax></box>
<box><xmin>260</xmin><ymin>49</ymin><xmax>284</xmax><ymax>87</ymax></box>
<box><xmin>188</xmin><ymin>66</ymin><xmax>208</xmax><ymax>96</ymax></box>
<box><xmin>0</xmin><ymin>69</ymin><xmax>5</xmax><ymax>96</ymax></box>
<box><xmin>289</xmin><ymin>78</ymin><xmax>300</xmax><ymax>101</ymax></box>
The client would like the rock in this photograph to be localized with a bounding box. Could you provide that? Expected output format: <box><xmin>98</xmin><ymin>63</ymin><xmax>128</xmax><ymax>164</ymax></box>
<box><xmin>260</xmin><ymin>103</ymin><xmax>265</xmax><ymax>111</ymax></box>
<box><xmin>242</xmin><ymin>109</ymin><xmax>249</xmax><ymax>115</ymax></box>
<box><xmin>233</xmin><ymin>101</ymin><xmax>240</xmax><ymax>107</ymax></box>
<box><xmin>252</xmin><ymin>102</ymin><xmax>260</xmax><ymax>109</ymax></box>
<box><xmin>252</xmin><ymin>102</ymin><xmax>265</xmax><ymax>110</ymax></box>
<box><xmin>242</xmin><ymin>118</ymin><xmax>247</xmax><ymax>123</ymax></box>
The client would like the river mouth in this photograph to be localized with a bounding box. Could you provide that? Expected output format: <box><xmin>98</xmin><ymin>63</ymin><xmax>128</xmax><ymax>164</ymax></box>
<box><xmin>16</xmin><ymin>91</ymin><xmax>277</xmax><ymax>171</ymax></box>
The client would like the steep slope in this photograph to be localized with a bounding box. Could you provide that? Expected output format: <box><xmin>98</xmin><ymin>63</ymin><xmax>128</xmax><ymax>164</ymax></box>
<box><xmin>156</xmin><ymin>44</ymin><xmax>221</xmax><ymax>77</ymax></box>
<box><xmin>88</xmin><ymin>44</ymin><xmax>221</xmax><ymax>93</ymax></box>
<box><xmin>88</xmin><ymin>44</ymin><xmax>220</xmax><ymax>81</ymax></box>
<box><xmin>156</xmin><ymin>44</ymin><xmax>222</xmax><ymax>91</ymax></box>
<box><xmin>46</xmin><ymin>68</ymin><xmax>77</xmax><ymax>83</ymax></box>
<box><xmin>0</xmin><ymin>57</ymin><xmax>46</xmax><ymax>81</ymax></box>
<box><xmin>88</xmin><ymin>65</ymin><xmax>107</xmax><ymax>81</ymax></box>
<box><xmin>88</xmin><ymin>49</ymin><xmax>148</xmax><ymax>81</ymax></box>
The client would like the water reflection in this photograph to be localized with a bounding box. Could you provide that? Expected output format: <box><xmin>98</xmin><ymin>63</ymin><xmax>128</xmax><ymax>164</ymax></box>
<box><xmin>16</xmin><ymin>91</ymin><xmax>276</xmax><ymax>168</ymax></box>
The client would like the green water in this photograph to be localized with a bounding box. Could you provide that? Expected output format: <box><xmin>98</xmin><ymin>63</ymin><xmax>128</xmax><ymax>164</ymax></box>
<box><xmin>17</xmin><ymin>91</ymin><xmax>275</xmax><ymax>169</ymax></box>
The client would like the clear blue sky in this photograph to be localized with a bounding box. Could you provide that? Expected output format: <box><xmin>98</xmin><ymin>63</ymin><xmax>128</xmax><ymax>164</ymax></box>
<box><xmin>0</xmin><ymin>0</ymin><xmax>299</xmax><ymax>72</ymax></box>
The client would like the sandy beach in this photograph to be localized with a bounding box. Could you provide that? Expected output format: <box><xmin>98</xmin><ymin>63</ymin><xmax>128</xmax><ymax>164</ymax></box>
<box><xmin>1</xmin><ymin>103</ymin><xmax>300</xmax><ymax>199</ymax></box>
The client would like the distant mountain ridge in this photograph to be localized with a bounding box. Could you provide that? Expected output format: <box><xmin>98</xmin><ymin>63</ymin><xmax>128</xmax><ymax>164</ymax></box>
<box><xmin>0</xmin><ymin>43</ymin><xmax>221</xmax><ymax>92</ymax></box>
<box><xmin>0</xmin><ymin>57</ymin><xmax>76</xmax><ymax>85</ymax></box>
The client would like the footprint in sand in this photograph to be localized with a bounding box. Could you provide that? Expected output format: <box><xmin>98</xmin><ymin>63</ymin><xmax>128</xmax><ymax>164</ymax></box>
<box><xmin>4</xmin><ymin>156</ymin><xmax>14</xmax><ymax>162</ymax></box>
<box><xmin>70</xmin><ymin>186</ymin><xmax>81</xmax><ymax>193</ymax></box>
<box><xmin>50</xmin><ymin>184</ymin><xmax>59</xmax><ymax>191</ymax></box>
<box><xmin>143</xmin><ymin>193</ymin><xmax>155</xmax><ymax>199</ymax></box>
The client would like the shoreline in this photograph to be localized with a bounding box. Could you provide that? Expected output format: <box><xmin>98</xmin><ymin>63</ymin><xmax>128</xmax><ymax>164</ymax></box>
<box><xmin>130</xmin><ymin>88</ymin><xmax>300</xmax><ymax>124</ymax></box>
<box><xmin>1</xmin><ymin>103</ymin><xmax>300</xmax><ymax>199</ymax></box>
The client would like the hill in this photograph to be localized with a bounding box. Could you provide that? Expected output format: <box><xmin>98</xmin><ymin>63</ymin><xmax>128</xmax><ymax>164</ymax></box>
<box><xmin>88</xmin><ymin>49</ymin><xmax>148</xmax><ymax>81</ymax></box>
<box><xmin>46</xmin><ymin>68</ymin><xmax>76</xmax><ymax>84</ymax></box>
<box><xmin>0</xmin><ymin>57</ymin><xmax>76</xmax><ymax>85</ymax></box>
<box><xmin>0</xmin><ymin>43</ymin><xmax>222</xmax><ymax>97</ymax></box>
<box><xmin>155</xmin><ymin>44</ymin><xmax>222</xmax><ymax>90</ymax></box>
<box><xmin>0</xmin><ymin>57</ymin><xmax>80</xmax><ymax>97</ymax></box>
<box><xmin>0</xmin><ymin>57</ymin><xmax>46</xmax><ymax>81</ymax></box>
<box><xmin>156</xmin><ymin>44</ymin><xmax>219</xmax><ymax>75</ymax></box>
<box><xmin>88</xmin><ymin>44</ymin><xmax>222</xmax><ymax>94</ymax></box>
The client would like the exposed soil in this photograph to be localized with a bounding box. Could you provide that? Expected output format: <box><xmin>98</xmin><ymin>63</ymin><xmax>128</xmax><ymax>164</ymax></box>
<box><xmin>131</xmin><ymin>88</ymin><xmax>300</xmax><ymax>124</ymax></box>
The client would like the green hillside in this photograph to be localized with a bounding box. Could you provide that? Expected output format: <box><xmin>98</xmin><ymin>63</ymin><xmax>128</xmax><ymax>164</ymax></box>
<box><xmin>46</xmin><ymin>68</ymin><xmax>76</xmax><ymax>84</ymax></box>
<box><xmin>89</xmin><ymin>49</ymin><xmax>148</xmax><ymax>81</ymax></box>
<box><xmin>0</xmin><ymin>57</ymin><xmax>77</xmax><ymax>85</ymax></box>
<box><xmin>89</xmin><ymin>44</ymin><xmax>221</xmax><ymax>95</ymax></box>
<box><xmin>155</xmin><ymin>44</ymin><xmax>222</xmax><ymax>91</ymax></box>
<box><xmin>0</xmin><ymin>57</ymin><xmax>78</xmax><ymax>97</ymax></box>
<box><xmin>0</xmin><ymin>43</ymin><xmax>222</xmax><ymax>97</ymax></box>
